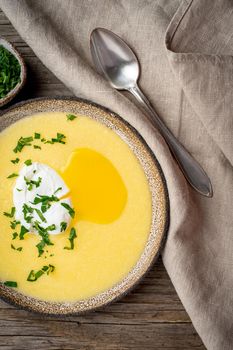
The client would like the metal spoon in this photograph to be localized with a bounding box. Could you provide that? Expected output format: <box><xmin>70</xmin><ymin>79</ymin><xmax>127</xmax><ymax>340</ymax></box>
<box><xmin>90</xmin><ymin>28</ymin><xmax>213</xmax><ymax>197</ymax></box>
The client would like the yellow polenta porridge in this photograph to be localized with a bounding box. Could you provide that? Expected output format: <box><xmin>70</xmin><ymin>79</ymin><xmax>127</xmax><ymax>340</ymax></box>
<box><xmin>0</xmin><ymin>112</ymin><xmax>152</xmax><ymax>302</ymax></box>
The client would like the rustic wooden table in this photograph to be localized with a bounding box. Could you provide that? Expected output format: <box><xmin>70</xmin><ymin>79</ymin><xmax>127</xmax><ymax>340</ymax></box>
<box><xmin>0</xmin><ymin>9</ymin><xmax>206</xmax><ymax>350</ymax></box>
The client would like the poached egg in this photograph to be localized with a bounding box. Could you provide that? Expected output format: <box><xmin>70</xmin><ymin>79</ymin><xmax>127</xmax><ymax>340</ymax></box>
<box><xmin>13</xmin><ymin>162</ymin><xmax>72</xmax><ymax>234</ymax></box>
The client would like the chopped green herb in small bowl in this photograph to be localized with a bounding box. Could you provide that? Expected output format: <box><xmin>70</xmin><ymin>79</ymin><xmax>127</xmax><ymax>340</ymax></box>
<box><xmin>0</xmin><ymin>37</ymin><xmax>26</xmax><ymax>107</ymax></box>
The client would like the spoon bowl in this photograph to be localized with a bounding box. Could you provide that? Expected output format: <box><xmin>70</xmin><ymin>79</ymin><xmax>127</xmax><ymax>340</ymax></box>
<box><xmin>90</xmin><ymin>28</ymin><xmax>139</xmax><ymax>90</ymax></box>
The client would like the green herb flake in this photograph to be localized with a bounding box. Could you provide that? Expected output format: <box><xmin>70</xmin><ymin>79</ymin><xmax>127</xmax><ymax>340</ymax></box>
<box><xmin>19</xmin><ymin>225</ymin><xmax>29</xmax><ymax>240</ymax></box>
<box><xmin>3</xmin><ymin>281</ymin><xmax>18</xmax><ymax>288</ymax></box>
<box><xmin>27</xmin><ymin>264</ymin><xmax>55</xmax><ymax>282</ymax></box>
<box><xmin>40</xmin><ymin>133</ymin><xmax>66</xmax><ymax>145</ymax></box>
<box><xmin>22</xmin><ymin>203</ymin><xmax>34</xmax><ymax>223</ymax></box>
<box><xmin>16</xmin><ymin>188</ymin><xmax>22</xmax><ymax>192</ymax></box>
<box><xmin>34</xmin><ymin>133</ymin><xmax>41</xmax><ymax>139</ymax></box>
<box><xmin>46</xmin><ymin>224</ymin><xmax>56</xmax><ymax>231</ymax></box>
<box><xmin>33</xmin><ymin>222</ymin><xmax>54</xmax><ymax>257</ymax></box>
<box><xmin>11</xmin><ymin>244</ymin><xmax>23</xmax><ymax>252</ymax></box>
<box><xmin>51</xmin><ymin>133</ymin><xmax>66</xmax><ymax>144</ymax></box>
<box><xmin>33</xmin><ymin>145</ymin><xmax>41</xmax><ymax>150</ymax></box>
<box><xmin>7</xmin><ymin>172</ymin><xmax>18</xmax><ymax>179</ymax></box>
<box><xmin>0</xmin><ymin>45</ymin><xmax>21</xmax><ymax>99</ymax></box>
<box><xmin>60</xmin><ymin>221</ymin><xmax>67</xmax><ymax>232</ymax></box>
<box><xmin>24</xmin><ymin>159</ymin><xmax>32</xmax><ymax>166</ymax></box>
<box><xmin>61</xmin><ymin>202</ymin><xmax>75</xmax><ymax>218</ymax></box>
<box><xmin>36</xmin><ymin>240</ymin><xmax>46</xmax><ymax>258</ymax></box>
<box><xmin>64</xmin><ymin>227</ymin><xmax>77</xmax><ymax>250</ymax></box>
<box><xmin>41</xmin><ymin>203</ymin><xmax>51</xmax><ymax>213</ymax></box>
<box><xmin>10</xmin><ymin>220</ymin><xmax>20</xmax><ymax>229</ymax></box>
<box><xmin>13</xmin><ymin>136</ymin><xmax>33</xmax><ymax>153</ymax></box>
<box><xmin>32</xmin><ymin>194</ymin><xmax>59</xmax><ymax>213</ymax></box>
<box><xmin>24</xmin><ymin>176</ymin><xmax>42</xmax><ymax>191</ymax></box>
<box><xmin>12</xmin><ymin>232</ymin><xmax>18</xmax><ymax>240</ymax></box>
<box><xmin>66</xmin><ymin>114</ymin><xmax>77</xmax><ymax>121</ymax></box>
<box><xmin>35</xmin><ymin>208</ymin><xmax>47</xmax><ymax>223</ymax></box>
<box><xmin>3</xmin><ymin>207</ymin><xmax>15</xmax><ymax>218</ymax></box>
<box><xmin>54</xmin><ymin>187</ymin><xmax>62</xmax><ymax>195</ymax></box>
<box><xmin>11</xmin><ymin>158</ymin><xmax>20</xmax><ymax>164</ymax></box>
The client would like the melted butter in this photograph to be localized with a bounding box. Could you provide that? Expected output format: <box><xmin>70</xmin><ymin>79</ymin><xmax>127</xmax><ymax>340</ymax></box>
<box><xmin>61</xmin><ymin>148</ymin><xmax>127</xmax><ymax>224</ymax></box>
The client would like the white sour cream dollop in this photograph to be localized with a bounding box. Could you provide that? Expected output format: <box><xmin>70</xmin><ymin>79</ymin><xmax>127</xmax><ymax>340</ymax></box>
<box><xmin>13</xmin><ymin>162</ymin><xmax>72</xmax><ymax>235</ymax></box>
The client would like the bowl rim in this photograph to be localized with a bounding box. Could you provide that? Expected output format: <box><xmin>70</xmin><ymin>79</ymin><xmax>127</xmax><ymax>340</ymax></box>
<box><xmin>0</xmin><ymin>37</ymin><xmax>27</xmax><ymax>107</ymax></box>
<box><xmin>0</xmin><ymin>96</ymin><xmax>170</xmax><ymax>315</ymax></box>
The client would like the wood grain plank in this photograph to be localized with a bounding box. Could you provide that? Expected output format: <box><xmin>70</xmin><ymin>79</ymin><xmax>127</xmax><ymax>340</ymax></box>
<box><xmin>0</xmin><ymin>306</ymin><xmax>190</xmax><ymax>324</ymax></box>
<box><xmin>0</xmin><ymin>322</ymin><xmax>205</xmax><ymax>350</ymax></box>
<box><xmin>0</xmin><ymin>8</ymin><xmax>206</xmax><ymax>350</ymax></box>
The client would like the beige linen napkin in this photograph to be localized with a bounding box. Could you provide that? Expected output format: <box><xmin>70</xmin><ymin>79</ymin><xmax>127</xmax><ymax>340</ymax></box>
<box><xmin>0</xmin><ymin>0</ymin><xmax>232</xmax><ymax>349</ymax></box>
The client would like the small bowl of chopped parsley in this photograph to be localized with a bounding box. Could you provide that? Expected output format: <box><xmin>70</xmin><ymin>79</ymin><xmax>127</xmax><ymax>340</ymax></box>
<box><xmin>0</xmin><ymin>37</ymin><xmax>26</xmax><ymax>107</ymax></box>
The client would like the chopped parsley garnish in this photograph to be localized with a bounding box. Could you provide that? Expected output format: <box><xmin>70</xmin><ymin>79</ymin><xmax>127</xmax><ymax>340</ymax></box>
<box><xmin>0</xmin><ymin>45</ymin><xmax>21</xmax><ymax>99</ymax></box>
<box><xmin>16</xmin><ymin>188</ymin><xmax>22</xmax><ymax>192</ymax></box>
<box><xmin>64</xmin><ymin>227</ymin><xmax>77</xmax><ymax>250</ymax></box>
<box><xmin>27</xmin><ymin>264</ymin><xmax>55</xmax><ymax>282</ymax></box>
<box><xmin>32</xmin><ymin>194</ymin><xmax>59</xmax><ymax>204</ymax></box>
<box><xmin>10</xmin><ymin>220</ymin><xmax>20</xmax><ymax>229</ymax></box>
<box><xmin>60</xmin><ymin>203</ymin><xmax>75</xmax><ymax>218</ymax></box>
<box><xmin>51</xmin><ymin>133</ymin><xmax>66</xmax><ymax>144</ymax></box>
<box><xmin>32</xmin><ymin>194</ymin><xmax>59</xmax><ymax>213</ymax></box>
<box><xmin>33</xmin><ymin>145</ymin><xmax>41</xmax><ymax>150</ymax></box>
<box><xmin>24</xmin><ymin>176</ymin><xmax>42</xmax><ymax>191</ymax></box>
<box><xmin>41</xmin><ymin>203</ymin><xmax>51</xmax><ymax>213</ymax></box>
<box><xmin>60</xmin><ymin>222</ymin><xmax>67</xmax><ymax>232</ymax></box>
<box><xmin>7</xmin><ymin>173</ymin><xmax>18</xmax><ymax>179</ymax></box>
<box><xmin>22</xmin><ymin>203</ymin><xmax>34</xmax><ymax>223</ymax></box>
<box><xmin>46</xmin><ymin>224</ymin><xmax>56</xmax><ymax>231</ymax></box>
<box><xmin>3</xmin><ymin>281</ymin><xmax>18</xmax><ymax>288</ymax></box>
<box><xmin>19</xmin><ymin>225</ymin><xmax>29</xmax><ymax>240</ymax></box>
<box><xmin>24</xmin><ymin>159</ymin><xmax>32</xmax><ymax>166</ymax></box>
<box><xmin>54</xmin><ymin>187</ymin><xmax>62</xmax><ymax>195</ymax></box>
<box><xmin>36</xmin><ymin>240</ymin><xmax>46</xmax><ymax>257</ymax></box>
<box><xmin>13</xmin><ymin>132</ymin><xmax>66</xmax><ymax>153</ymax></box>
<box><xmin>12</xmin><ymin>232</ymin><xmax>18</xmax><ymax>240</ymax></box>
<box><xmin>33</xmin><ymin>222</ymin><xmax>54</xmax><ymax>257</ymax></box>
<box><xmin>66</xmin><ymin>114</ymin><xmax>77</xmax><ymax>121</ymax></box>
<box><xmin>3</xmin><ymin>207</ymin><xmax>15</xmax><ymax>218</ymax></box>
<box><xmin>40</xmin><ymin>133</ymin><xmax>66</xmax><ymax>145</ymax></box>
<box><xmin>11</xmin><ymin>158</ymin><xmax>20</xmax><ymax>164</ymax></box>
<box><xmin>11</xmin><ymin>244</ymin><xmax>23</xmax><ymax>252</ymax></box>
<box><xmin>35</xmin><ymin>208</ymin><xmax>47</xmax><ymax>223</ymax></box>
<box><xmin>13</xmin><ymin>136</ymin><xmax>33</xmax><ymax>153</ymax></box>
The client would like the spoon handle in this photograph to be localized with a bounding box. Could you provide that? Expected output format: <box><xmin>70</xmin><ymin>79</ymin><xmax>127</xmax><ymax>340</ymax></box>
<box><xmin>128</xmin><ymin>85</ymin><xmax>213</xmax><ymax>197</ymax></box>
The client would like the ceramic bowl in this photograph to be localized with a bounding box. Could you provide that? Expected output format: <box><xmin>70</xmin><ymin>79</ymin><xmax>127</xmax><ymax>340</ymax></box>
<box><xmin>0</xmin><ymin>97</ymin><xmax>169</xmax><ymax>314</ymax></box>
<box><xmin>0</xmin><ymin>37</ymin><xmax>26</xmax><ymax>107</ymax></box>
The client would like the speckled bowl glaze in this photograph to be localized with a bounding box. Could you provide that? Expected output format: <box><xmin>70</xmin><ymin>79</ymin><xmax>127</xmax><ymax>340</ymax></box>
<box><xmin>0</xmin><ymin>97</ymin><xmax>169</xmax><ymax>315</ymax></box>
<box><xmin>0</xmin><ymin>37</ymin><xmax>26</xmax><ymax>107</ymax></box>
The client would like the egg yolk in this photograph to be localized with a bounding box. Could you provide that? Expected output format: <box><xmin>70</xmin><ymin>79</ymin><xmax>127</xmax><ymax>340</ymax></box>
<box><xmin>61</xmin><ymin>148</ymin><xmax>127</xmax><ymax>224</ymax></box>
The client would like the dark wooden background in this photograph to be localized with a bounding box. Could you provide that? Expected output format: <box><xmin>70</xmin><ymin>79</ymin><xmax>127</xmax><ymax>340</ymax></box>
<box><xmin>0</xmin><ymin>9</ymin><xmax>206</xmax><ymax>350</ymax></box>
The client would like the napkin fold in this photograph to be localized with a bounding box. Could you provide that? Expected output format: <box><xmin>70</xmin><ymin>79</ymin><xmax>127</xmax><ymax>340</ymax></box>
<box><xmin>0</xmin><ymin>0</ymin><xmax>232</xmax><ymax>349</ymax></box>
